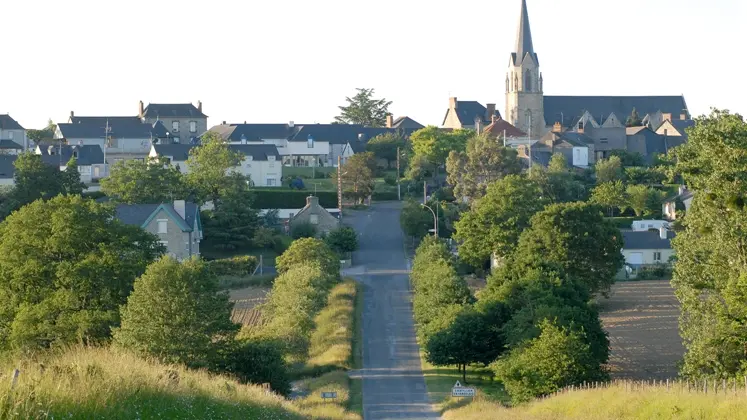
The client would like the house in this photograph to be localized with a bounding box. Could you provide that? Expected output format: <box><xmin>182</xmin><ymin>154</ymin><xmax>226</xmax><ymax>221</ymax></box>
<box><xmin>662</xmin><ymin>186</ymin><xmax>694</xmax><ymax>221</ymax></box>
<box><xmin>625</xmin><ymin>127</ymin><xmax>671</xmax><ymax>163</ymax></box>
<box><xmin>482</xmin><ymin>117</ymin><xmax>527</xmax><ymax>141</ymax></box>
<box><xmin>655</xmin><ymin>118</ymin><xmax>694</xmax><ymax>146</ymax></box>
<box><xmin>442</xmin><ymin>97</ymin><xmax>501</xmax><ymax>131</ymax></box>
<box><xmin>140</xmin><ymin>101</ymin><xmax>208</xmax><ymax>144</ymax></box>
<box><xmin>149</xmin><ymin>143</ymin><xmax>283</xmax><ymax>187</ymax></box>
<box><xmin>0</xmin><ymin>155</ymin><xmax>17</xmax><ymax>186</ymax></box>
<box><xmin>0</xmin><ymin>114</ymin><xmax>27</xmax><ymax>151</ymax></box>
<box><xmin>288</xmin><ymin>195</ymin><xmax>340</xmax><ymax>236</ymax></box>
<box><xmin>385</xmin><ymin>115</ymin><xmax>424</xmax><ymax>131</ymax></box>
<box><xmin>0</xmin><ymin>140</ymin><xmax>24</xmax><ymax>155</ymax></box>
<box><xmin>537</xmin><ymin>126</ymin><xmax>594</xmax><ymax>167</ymax></box>
<box><xmin>622</xmin><ymin>228</ymin><xmax>675</xmax><ymax>269</ymax></box>
<box><xmin>35</xmin><ymin>144</ymin><xmax>107</xmax><ymax>183</ymax></box>
<box><xmin>340</xmin><ymin>139</ymin><xmax>367</xmax><ymax>165</ymax></box>
<box><xmin>114</xmin><ymin>200</ymin><xmax>202</xmax><ymax>261</ymax></box>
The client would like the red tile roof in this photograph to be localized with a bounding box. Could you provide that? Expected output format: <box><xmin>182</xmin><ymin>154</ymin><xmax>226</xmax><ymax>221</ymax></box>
<box><xmin>483</xmin><ymin>118</ymin><xmax>527</xmax><ymax>138</ymax></box>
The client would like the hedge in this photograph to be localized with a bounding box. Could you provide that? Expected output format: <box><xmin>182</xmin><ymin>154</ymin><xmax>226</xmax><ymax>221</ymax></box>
<box><xmin>250</xmin><ymin>189</ymin><xmax>337</xmax><ymax>209</ymax></box>
<box><xmin>207</xmin><ymin>255</ymin><xmax>258</xmax><ymax>276</ymax></box>
<box><xmin>372</xmin><ymin>191</ymin><xmax>399</xmax><ymax>201</ymax></box>
<box><xmin>83</xmin><ymin>191</ymin><xmax>107</xmax><ymax>200</ymax></box>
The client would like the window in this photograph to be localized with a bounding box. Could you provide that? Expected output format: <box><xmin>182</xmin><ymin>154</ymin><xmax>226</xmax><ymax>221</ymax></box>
<box><xmin>599</xmin><ymin>138</ymin><xmax>608</xmax><ymax>144</ymax></box>
<box><xmin>269</xmin><ymin>162</ymin><xmax>275</xmax><ymax>168</ymax></box>
<box><xmin>310</xmin><ymin>214</ymin><xmax>319</xmax><ymax>225</ymax></box>
<box><xmin>266</xmin><ymin>178</ymin><xmax>276</xmax><ymax>186</ymax></box>
<box><xmin>157</xmin><ymin>219</ymin><xmax>168</xmax><ymax>234</ymax></box>
<box><xmin>173</xmin><ymin>137</ymin><xmax>180</xmax><ymax>143</ymax></box>
<box><xmin>578</xmin><ymin>120</ymin><xmax>584</xmax><ymax>130</ymax></box>
<box><xmin>159</xmin><ymin>240</ymin><xmax>168</xmax><ymax>247</ymax></box>
<box><xmin>8</xmin><ymin>132</ymin><xmax>13</xmax><ymax>140</ymax></box>
<box><xmin>307</xmin><ymin>135</ymin><xmax>314</xmax><ymax>148</ymax></box>
<box><xmin>653</xmin><ymin>252</ymin><xmax>662</xmax><ymax>262</ymax></box>
<box><xmin>172</xmin><ymin>121</ymin><xmax>179</xmax><ymax>132</ymax></box>
<box><xmin>524</xmin><ymin>70</ymin><xmax>532</xmax><ymax>91</ymax></box>
<box><xmin>189</xmin><ymin>121</ymin><xmax>197</xmax><ymax>133</ymax></box>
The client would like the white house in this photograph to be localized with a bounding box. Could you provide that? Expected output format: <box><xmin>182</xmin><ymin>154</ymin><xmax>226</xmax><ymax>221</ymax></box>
<box><xmin>662</xmin><ymin>186</ymin><xmax>694</xmax><ymax>221</ymax></box>
<box><xmin>0</xmin><ymin>114</ymin><xmax>27</xmax><ymax>151</ymax></box>
<box><xmin>35</xmin><ymin>144</ymin><xmax>107</xmax><ymax>183</ymax></box>
<box><xmin>150</xmin><ymin>143</ymin><xmax>283</xmax><ymax>187</ymax></box>
<box><xmin>621</xmin><ymin>228</ymin><xmax>675</xmax><ymax>268</ymax></box>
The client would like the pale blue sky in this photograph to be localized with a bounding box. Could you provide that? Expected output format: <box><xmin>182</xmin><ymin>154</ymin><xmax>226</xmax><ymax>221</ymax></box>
<box><xmin>3</xmin><ymin>0</ymin><xmax>745</xmax><ymax>129</ymax></box>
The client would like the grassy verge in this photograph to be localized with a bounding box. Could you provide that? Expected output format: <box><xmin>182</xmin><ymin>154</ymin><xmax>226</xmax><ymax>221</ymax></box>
<box><xmin>441</xmin><ymin>383</ymin><xmax>747</xmax><ymax>419</ymax></box>
<box><xmin>348</xmin><ymin>281</ymin><xmax>365</xmax><ymax>416</ymax></box>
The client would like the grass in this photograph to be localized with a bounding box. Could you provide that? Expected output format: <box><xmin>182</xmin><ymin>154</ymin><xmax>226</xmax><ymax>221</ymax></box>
<box><xmin>441</xmin><ymin>382</ymin><xmax>747</xmax><ymax>419</ymax></box>
<box><xmin>303</xmin><ymin>280</ymin><xmax>357</xmax><ymax>374</ymax></box>
<box><xmin>348</xmin><ymin>281</ymin><xmax>365</xmax><ymax>416</ymax></box>
<box><xmin>0</xmin><ymin>346</ymin><xmax>340</xmax><ymax>419</ymax></box>
<box><xmin>293</xmin><ymin>371</ymin><xmax>360</xmax><ymax>420</ymax></box>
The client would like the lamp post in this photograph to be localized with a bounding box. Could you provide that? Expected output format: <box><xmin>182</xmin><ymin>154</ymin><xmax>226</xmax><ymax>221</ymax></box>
<box><xmin>421</xmin><ymin>203</ymin><xmax>438</xmax><ymax>237</ymax></box>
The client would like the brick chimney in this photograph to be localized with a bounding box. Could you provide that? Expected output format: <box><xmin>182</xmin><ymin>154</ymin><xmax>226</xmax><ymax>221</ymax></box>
<box><xmin>197</xmin><ymin>100</ymin><xmax>202</xmax><ymax>113</ymax></box>
<box><xmin>491</xmin><ymin>114</ymin><xmax>498</xmax><ymax>123</ymax></box>
<box><xmin>553</xmin><ymin>122</ymin><xmax>562</xmax><ymax>133</ymax></box>
<box><xmin>385</xmin><ymin>114</ymin><xmax>394</xmax><ymax>128</ymax></box>
<box><xmin>138</xmin><ymin>100</ymin><xmax>144</xmax><ymax>119</ymax></box>
<box><xmin>70</xmin><ymin>110</ymin><xmax>74</xmax><ymax>119</ymax></box>
<box><xmin>173</xmin><ymin>200</ymin><xmax>186</xmax><ymax>220</ymax></box>
<box><xmin>449</xmin><ymin>97</ymin><xmax>458</xmax><ymax>110</ymax></box>
<box><xmin>306</xmin><ymin>195</ymin><xmax>319</xmax><ymax>207</ymax></box>
<box><xmin>485</xmin><ymin>103</ymin><xmax>496</xmax><ymax>122</ymax></box>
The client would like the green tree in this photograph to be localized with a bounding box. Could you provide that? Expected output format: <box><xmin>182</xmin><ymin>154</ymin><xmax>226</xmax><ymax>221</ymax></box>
<box><xmin>0</xmin><ymin>152</ymin><xmax>64</xmax><ymax>217</ymax></box>
<box><xmin>609</xmin><ymin>150</ymin><xmax>646</xmax><ymax>167</ymax></box>
<box><xmin>595</xmin><ymin>156</ymin><xmax>624</xmax><ymax>184</ymax></box>
<box><xmin>324</xmin><ymin>226</ymin><xmax>358</xmax><ymax>255</ymax></box>
<box><xmin>670</xmin><ymin>110</ymin><xmax>747</xmax><ymax>379</ymax></box>
<box><xmin>625</xmin><ymin>108</ymin><xmax>642</xmax><ymax>127</ymax></box>
<box><xmin>591</xmin><ymin>180</ymin><xmax>628</xmax><ymax>217</ymax></box>
<box><xmin>213</xmin><ymin>338</ymin><xmax>291</xmax><ymax>396</ymax></box>
<box><xmin>454</xmin><ymin>175</ymin><xmax>548</xmax><ymax>268</ymax></box>
<box><xmin>446</xmin><ymin>134</ymin><xmax>521</xmax><ymax>201</ymax></box>
<box><xmin>101</xmin><ymin>157</ymin><xmax>187</xmax><ymax>204</ymax></box>
<box><xmin>405</xmin><ymin>154</ymin><xmax>436</xmax><ymax>181</ymax></box>
<box><xmin>334</xmin><ymin>88</ymin><xmax>392</xmax><ymax>127</ymax></box>
<box><xmin>625</xmin><ymin>184</ymin><xmax>664</xmax><ymax>217</ymax></box>
<box><xmin>62</xmin><ymin>157</ymin><xmax>85</xmax><ymax>195</ymax></box>
<box><xmin>410</xmin><ymin>126</ymin><xmax>471</xmax><ymax>168</ymax></box>
<box><xmin>291</xmin><ymin>221</ymin><xmax>317</xmax><ymax>239</ymax></box>
<box><xmin>492</xmin><ymin>320</ymin><xmax>607</xmax><ymax>403</ymax></box>
<box><xmin>366</xmin><ymin>132</ymin><xmax>406</xmax><ymax>167</ymax></box>
<box><xmin>400</xmin><ymin>198</ymin><xmax>433</xmax><ymax>240</ymax></box>
<box><xmin>26</xmin><ymin>119</ymin><xmax>56</xmax><ymax>143</ymax></box>
<box><xmin>114</xmin><ymin>257</ymin><xmax>238</xmax><ymax>368</ymax></box>
<box><xmin>529</xmin><ymin>164</ymin><xmax>587</xmax><ymax>204</ymax></box>
<box><xmin>513</xmin><ymin>202</ymin><xmax>624</xmax><ymax>295</ymax></box>
<box><xmin>547</xmin><ymin>153</ymin><xmax>569</xmax><ymax>173</ymax></box>
<box><xmin>425</xmin><ymin>308</ymin><xmax>504</xmax><ymax>383</ymax></box>
<box><xmin>275</xmin><ymin>237</ymin><xmax>340</xmax><ymax>278</ymax></box>
<box><xmin>0</xmin><ymin>195</ymin><xmax>163</xmax><ymax>351</ymax></box>
<box><xmin>186</xmin><ymin>132</ymin><xmax>243</xmax><ymax>204</ymax></box>
<box><xmin>341</xmin><ymin>152</ymin><xmax>375</xmax><ymax>204</ymax></box>
<box><xmin>202</xmin><ymin>173</ymin><xmax>259</xmax><ymax>250</ymax></box>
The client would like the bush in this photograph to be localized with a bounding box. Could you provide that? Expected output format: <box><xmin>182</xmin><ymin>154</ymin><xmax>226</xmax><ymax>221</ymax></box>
<box><xmin>383</xmin><ymin>174</ymin><xmax>397</xmax><ymax>186</ymax></box>
<box><xmin>252</xmin><ymin>226</ymin><xmax>276</xmax><ymax>248</ymax></box>
<box><xmin>82</xmin><ymin>190</ymin><xmax>107</xmax><ymax>200</ymax></box>
<box><xmin>213</xmin><ymin>338</ymin><xmax>292</xmax><ymax>396</ymax></box>
<box><xmin>207</xmin><ymin>256</ymin><xmax>258</xmax><ymax>276</ymax></box>
<box><xmin>276</xmin><ymin>237</ymin><xmax>340</xmax><ymax>278</ymax></box>
<box><xmin>324</xmin><ymin>226</ymin><xmax>358</xmax><ymax>255</ymax></box>
<box><xmin>372</xmin><ymin>191</ymin><xmax>399</xmax><ymax>201</ymax></box>
<box><xmin>291</xmin><ymin>222</ymin><xmax>317</xmax><ymax>239</ymax></box>
<box><xmin>250</xmin><ymin>190</ymin><xmax>337</xmax><ymax>209</ymax></box>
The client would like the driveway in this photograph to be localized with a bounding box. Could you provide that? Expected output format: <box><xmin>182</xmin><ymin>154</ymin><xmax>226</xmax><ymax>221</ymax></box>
<box><xmin>345</xmin><ymin>202</ymin><xmax>440</xmax><ymax>419</ymax></box>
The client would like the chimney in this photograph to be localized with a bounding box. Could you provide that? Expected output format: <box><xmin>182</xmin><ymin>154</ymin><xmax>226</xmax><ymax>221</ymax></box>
<box><xmin>222</xmin><ymin>120</ymin><xmax>226</xmax><ymax>125</ymax></box>
<box><xmin>491</xmin><ymin>114</ymin><xmax>498</xmax><ymax>123</ymax></box>
<box><xmin>485</xmin><ymin>103</ymin><xmax>496</xmax><ymax>122</ymax></box>
<box><xmin>173</xmin><ymin>200</ymin><xmax>186</xmax><ymax>220</ymax></box>
<box><xmin>679</xmin><ymin>113</ymin><xmax>686</xmax><ymax>120</ymax></box>
<box><xmin>197</xmin><ymin>100</ymin><xmax>203</xmax><ymax>113</ymax></box>
<box><xmin>659</xmin><ymin>226</ymin><xmax>668</xmax><ymax>240</ymax></box>
<box><xmin>306</xmin><ymin>195</ymin><xmax>319</xmax><ymax>207</ymax></box>
<box><xmin>289</xmin><ymin>121</ymin><xmax>295</xmax><ymax>128</ymax></box>
<box><xmin>138</xmin><ymin>100</ymin><xmax>144</xmax><ymax>119</ymax></box>
<box><xmin>449</xmin><ymin>97</ymin><xmax>458</xmax><ymax>110</ymax></box>
<box><xmin>385</xmin><ymin>114</ymin><xmax>394</xmax><ymax>128</ymax></box>
<box><xmin>662</xmin><ymin>113</ymin><xmax>672</xmax><ymax>122</ymax></box>
<box><xmin>553</xmin><ymin>122</ymin><xmax>562</xmax><ymax>133</ymax></box>
<box><xmin>70</xmin><ymin>110</ymin><xmax>74</xmax><ymax>119</ymax></box>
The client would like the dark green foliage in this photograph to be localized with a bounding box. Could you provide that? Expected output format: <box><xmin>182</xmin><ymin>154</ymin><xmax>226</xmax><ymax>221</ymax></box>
<box><xmin>291</xmin><ymin>222</ymin><xmax>317</xmax><ymax>239</ymax></box>
<box><xmin>212</xmin><ymin>338</ymin><xmax>291</xmax><ymax>396</ymax></box>
<box><xmin>334</xmin><ymin>88</ymin><xmax>392</xmax><ymax>127</ymax></box>
<box><xmin>100</xmin><ymin>157</ymin><xmax>186</xmax><ymax>204</ymax></box>
<box><xmin>62</xmin><ymin>157</ymin><xmax>85</xmax><ymax>195</ymax></box>
<box><xmin>324</xmin><ymin>226</ymin><xmax>358</xmax><ymax>255</ymax></box>
<box><xmin>206</xmin><ymin>256</ymin><xmax>258</xmax><ymax>276</ymax></box>
<box><xmin>625</xmin><ymin>108</ymin><xmax>642</xmax><ymax>127</ymax></box>
<box><xmin>529</xmin><ymin>164</ymin><xmax>588</xmax><ymax>204</ymax></box>
<box><xmin>624</xmin><ymin>166</ymin><xmax>667</xmax><ymax>185</ymax></box>
<box><xmin>595</xmin><ymin>156</ymin><xmax>624</xmax><ymax>184</ymax></box>
<box><xmin>493</xmin><ymin>320</ymin><xmax>608</xmax><ymax>403</ymax></box>
<box><xmin>114</xmin><ymin>257</ymin><xmax>238</xmax><ymax>368</ymax></box>
<box><xmin>0</xmin><ymin>195</ymin><xmax>163</xmax><ymax>351</ymax></box>
<box><xmin>366</xmin><ymin>132</ymin><xmax>406</xmax><ymax>166</ymax></box>
<box><xmin>399</xmin><ymin>198</ymin><xmax>433</xmax><ymax>239</ymax></box>
<box><xmin>608</xmin><ymin>150</ymin><xmax>646</xmax><ymax>167</ymax></box>
<box><xmin>202</xmin><ymin>174</ymin><xmax>260</xmax><ymax>250</ymax></box>
<box><xmin>446</xmin><ymin>134</ymin><xmax>521</xmax><ymax>201</ymax></box>
<box><xmin>371</xmin><ymin>191</ymin><xmax>399</xmax><ymax>201</ymax></box>
<box><xmin>591</xmin><ymin>180</ymin><xmax>628</xmax><ymax>217</ymax></box>
<box><xmin>275</xmin><ymin>237</ymin><xmax>340</xmax><ymax>278</ymax></box>
<box><xmin>0</xmin><ymin>152</ymin><xmax>65</xmax><ymax>217</ymax></box>
<box><xmin>250</xmin><ymin>190</ymin><xmax>338</xmax><ymax>209</ymax></box>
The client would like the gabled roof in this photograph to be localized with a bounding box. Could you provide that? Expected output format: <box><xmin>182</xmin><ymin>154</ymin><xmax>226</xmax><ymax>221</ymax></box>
<box><xmin>152</xmin><ymin>144</ymin><xmax>195</xmax><ymax>161</ymax></box>
<box><xmin>0</xmin><ymin>155</ymin><xmax>17</xmax><ymax>179</ymax></box>
<box><xmin>143</xmin><ymin>103</ymin><xmax>207</xmax><ymax>119</ymax></box>
<box><xmin>544</xmin><ymin>95</ymin><xmax>689</xmax><ymax>128</ymax></box>
<box><xmin>442</xmin><ymin>101</ymin><xmax>501</xmax><ymax>127</ymax></box>
<box><xmin>392</xmin><ymin>116</ymin><xmax>424</xmax><ymax>130</ymax></box>
<box><xmin>289</xmin><ymin>124</ymin><xmax>394</xmax><ymax>145</ymax></box>
<box><xmin>152</xmin><ymin>143</ymin><xmax>280</xmax><ymax>161</ymax></box>
<box><xmin>622</xmin><ymin>230</ymin><xmax>675</xmax><ymax>250</ymax></box>
<box><xmin>57</xmin><ymin>121</ymin><xmax>164</xmax><ymax>140</ymax></box>
<box><xmin>36</xmin><ymin>144</ymin><xmax>106</xmax><ymax>166</ymax></box>
<box><xmin>0</xmin><ymin>114</ymin><xmax>24</xmax><ymax>130</ymax></box>
<box><xmin>0</xmin><ymin>140</ymin><xmax>23</xmax><ymax>150</ymax></box>
<box><xmin>115</xmin><ymin>202</ymin><xmax>199</xmax><ymax>232</ymax></box>
<box><xmin>70</xmin><ymin>116</ymin><xmax>142</xmax><ymax>125</ymax></box>
<box><xmin>541</xmin><ymin>131</ymin><xmax>594</xmax><ymax>148</ymax></box>
<box><xmin>484</xmin><ymin>118</ymin><xmax>527</xmax><ymax>138</ymax></box>
<box><xmin>345</xmin><ymin>140</ymin><xmax>367</xmax><ymax>154</ymax></box>
<box><xmin>626</xmin><ymin>126</ymin><xmax>647</xmax><ymax>135</ymax></box>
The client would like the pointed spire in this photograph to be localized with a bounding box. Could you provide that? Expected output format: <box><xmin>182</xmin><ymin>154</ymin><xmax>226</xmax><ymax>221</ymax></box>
<box><xmin>514</xmin><ymin>0</ymin><xmax>535</xmax><ymax>64</ymax></box>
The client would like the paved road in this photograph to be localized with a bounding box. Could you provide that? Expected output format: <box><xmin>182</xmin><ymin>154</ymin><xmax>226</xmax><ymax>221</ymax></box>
<box><xmin>345</xmin><ymin>202</ymin><xmax>440</xmax><ymax>420</ymax></box>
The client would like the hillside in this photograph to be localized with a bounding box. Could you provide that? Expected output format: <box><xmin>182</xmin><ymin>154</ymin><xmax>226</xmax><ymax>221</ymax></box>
<box><xmin>0</xmin><ymin>346</ymin><xmax>355</xmax><ymax>419</ymax></box>
<box><xmin>442</xmin><ymin>383</ymin><xmax>747</xmax><ymax>420</ymax></box>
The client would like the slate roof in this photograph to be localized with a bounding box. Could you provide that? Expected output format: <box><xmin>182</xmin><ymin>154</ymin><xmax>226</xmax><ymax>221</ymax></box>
<box><xmin>622</xmin><ymin>230</ymin><xmax>675</xmax><ymax>250</ymax></box>
<box><xmin>0</xmin><ymin>140</ymin><xmax>23</xmax><ymax>150</ymax></box>
<box><xmin>392</xmin><ymin>117</ymin><xmax>424</xmax><ymax>130</ymax></box>
<box><xmin>484</xmin><ymin>118</ymin><xmax>527</xmax><ymax>138</ymax></box>
<box><xmin>210</xmin><ymin>123</ymin><xmax>403</xmax><ymax>145</ymax></box>
<box><xmin>143</xmin><ymin>103</ymin><xmax>207</xmax><ymax>119</ymax></box>
<box><xmin>36</xmin><ymin>144</ymin><xmax>106</xmax><ymax>166</ymax></box>
<box><xmin>114</xmin><ymin>202</ymin><xmax>199</xmax><ymax>232</ymax></box>
<box><xmin>346</xmin><ymin>140</ymin><xmax>367</xmax><ymax>154</ymax></box>
<box><xmin>152</xmin><ymin>144</ymin><xmax>195</xmax><ymax>161</ymax></box>
<box><xmin>543</xmin><ymin>96</ymin><xmax>689</xmax><ymax>128</ymax></box>
<box><xmin>0</xmin><ymin>114</ymin><xmax>24</xmax><ymax>130</ymax></box>
<box><xmin>57</xmin><ymin>121</ymin><xmax>166</xmax><ymax>140</ymax></box>
<box><xmin>626</xmin><ymin>126</ymin><xmax>647</xmax><ymax>135</ymax></box>
<box><xmin>70</xmin><ymin>116</ymin><xmax>141</xmax><ymax>125</ymax></box>
<box><xmin>442</xmin><ymin>101</ymin><xmax>502</xmax><ymax>127</ymax></box>
<box><xmin>0</xmin><ymin>155</ymin><xmax>17</xmax><ymax>179</ymax></box>
<box><xmin>512</xmin><ymin>0</ymin><xmax>538</xmax><ymax>66</ymax></box>
<box><xmin>152</xmin><ymin>143</ymin><xmax>280</xmax><ymax>161</ymax></box>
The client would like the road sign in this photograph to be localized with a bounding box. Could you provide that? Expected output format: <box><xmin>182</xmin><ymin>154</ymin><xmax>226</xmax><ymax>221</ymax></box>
<box><xmin>451</xmin><ymin>381</ymin><xmax>476</xmax><ymax>398</ymax></box>
<box><xmin>321</xmin><ymin>391</ymin><xmax>338</xmax><ymax>400</ymax></box>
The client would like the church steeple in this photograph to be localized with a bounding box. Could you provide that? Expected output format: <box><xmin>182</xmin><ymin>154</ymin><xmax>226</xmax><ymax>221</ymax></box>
<box><xmin>513</xmin><ymin>0</ymin><xmax>537</xmax><ymax>65</ymax></box>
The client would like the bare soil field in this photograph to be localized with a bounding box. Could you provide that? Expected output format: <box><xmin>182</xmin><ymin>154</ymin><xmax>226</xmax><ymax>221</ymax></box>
<box><xmin>598</xmin><ymin>280</ymin><xmax>684</xmax><ymax>380</ymax></box>
<box><xmin>229</xmin><ymin>286</ymin><xmax>270</xmax><ymax>327</ymax></box>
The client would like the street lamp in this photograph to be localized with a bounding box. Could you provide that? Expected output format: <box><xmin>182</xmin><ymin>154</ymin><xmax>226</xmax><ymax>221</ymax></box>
<box><xmin>421</xmin><ymin>203</ymin><xmax>438</xmax><ymax>237</ymax></box>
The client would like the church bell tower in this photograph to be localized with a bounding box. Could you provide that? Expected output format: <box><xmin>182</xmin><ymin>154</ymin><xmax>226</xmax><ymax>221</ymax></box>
<box><xmin>505</xmin><ymin>0</ymin><xmax>545</xmax><ymax>138</ymax></box>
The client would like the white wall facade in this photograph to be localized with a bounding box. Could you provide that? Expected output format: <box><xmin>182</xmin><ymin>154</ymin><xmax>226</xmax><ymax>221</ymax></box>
<box><xmin>622</xmin><ymin>248</ymin><xmax>675</xmax><ymax>266</ymax></box>
<box><xmin>572</xmin><ymin>146</ymin><xmax>588</xmax><ymax>167</ymax></box>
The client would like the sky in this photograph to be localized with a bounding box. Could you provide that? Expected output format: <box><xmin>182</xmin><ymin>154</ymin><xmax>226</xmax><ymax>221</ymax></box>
<box><xmin>2</xmin><ymin>0</ymin><xmax>745</xmax><ymax>129</ymax></box>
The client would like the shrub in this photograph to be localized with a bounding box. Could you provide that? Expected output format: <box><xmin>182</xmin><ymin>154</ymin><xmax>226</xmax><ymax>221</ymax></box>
<box><xmin>252</xmin><ymin>226</ymin><xmax>277</xmax><ymax>248</ymax></box>
<box><xmin>250</xmin><ymin>190</ymin><xmax>337</xmax><ymax>209</ymax></box>
<box><xmin>383</xmin><ymin>174</ymin><xmax>397</xmax><ymax>186</ymax></box>
<box><xmin>291</xmin><ymin>222</ymin><xmax>317</xmax><ymax>239</ymax></box>
<box><xmin>276</xmin><ymin>237</ymin><xmax>340</xmax><ymax>278</ymax></box>
<box><xmin>82</xmin><ymin>190</ymin><xmax>107</xmax><ymax>200</ymax></box>
<box><xmin>372</xmin><ymin>191</ymin><xmax>399</xmax><ymax>201</ymax></box>
<box><xmin>324</xmin><ymin>226</ymin><xmax>358</xmax><ymax>255</ymax></box>
<box><xmin>207</xmin><ymin>256</ymin><xmax>258</xmax><ymax>276</ymax></box>
<box><xmin>213</xmin><ymin>338</ymin><xmax>291</xmax><ymax>396</ymax></box>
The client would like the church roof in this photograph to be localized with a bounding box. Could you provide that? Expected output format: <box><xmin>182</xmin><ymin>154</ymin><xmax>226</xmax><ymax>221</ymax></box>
<box><xmin>543</xmin><ymin>95</ymin><xmax>689</xmax><ymax>128</ymax></box>
<box><xmin>513</xmin><ymin>0</ymin><xmax>537</xmax><ymax>66</ymax></box>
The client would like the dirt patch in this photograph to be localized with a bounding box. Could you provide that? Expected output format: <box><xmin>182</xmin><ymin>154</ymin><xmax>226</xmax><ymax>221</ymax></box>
<box><xmin>598</xmin><ymin>280</ymin><xmax>684</xmax><ymax>380</ymax></box>
<box><xmin>229</xmin><ymin>286</ymin><xmax>270</xmax><ymax>326</ymax></box>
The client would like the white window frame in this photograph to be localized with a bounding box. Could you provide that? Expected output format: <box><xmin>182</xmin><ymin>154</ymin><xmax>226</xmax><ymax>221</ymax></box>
<box><xmin>157</xmin><ymin>219</ymin><xmax>168</xmax><ymax>234</ymax></box>
<box><xmin>159</xmin><ymin>240</ymin><xmax>169</xmax><ymax>247</ymax></box>
<box><xmin>189</xmin><ymin>121</ymin><xmax>197</xmax><ymax>133</ymax></box>
<box><xmin>172</xmin><ymin>121</ymin><xmax>180</xmax><ymax>132</ymax></box>
<box><xmin>266</xmin><ymin>178</ymin><xmax>276</xmax><ymax>186</ymax></box>
<box><xmin>653</xmin><ymin>251</ymin><xmax>662</xmax><ymax>262</ymax></box>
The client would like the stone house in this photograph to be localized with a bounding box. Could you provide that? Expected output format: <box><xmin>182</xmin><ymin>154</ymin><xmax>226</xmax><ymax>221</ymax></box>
<box><xmin>0</xmin><ymin>114</ymin><xmax>26</xmax><ymax>151</ymax></box>
<box><xmin>289</xmin><ymin>195</ymin><xmax>339</xmax><ymax>236</ymax></box>
<box><xmin>35</xmin><ymin>144</ymin><xmax>106</xmax><ymax>183</ymax></box>
<box><xmin>442</xmin><ymin>97</ymin><xmax>501</xmax><ymax>131</ymax></box>
<box><xmin>140</xmin><ymin>101</ymin><xmax>208</xmax><ymax>144</ymax></box>
<box><xmin>114</xmin><ymin>200</ymin><xmax>202</xmax><ymax>261</ymax></box>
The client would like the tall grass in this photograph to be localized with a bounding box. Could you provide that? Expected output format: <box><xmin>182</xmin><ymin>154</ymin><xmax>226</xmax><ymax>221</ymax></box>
<box><xmin>442</xmin><ymin>383</ymin><xmax>747</xmax><ymax>420</ymax></box>
<box><xmin>304</xmin><ymin>279</ymin><xmax>357</xmax><ymax>373</ymax></box>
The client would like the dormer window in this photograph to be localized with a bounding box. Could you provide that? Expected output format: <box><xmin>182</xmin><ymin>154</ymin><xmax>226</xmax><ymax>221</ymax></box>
<box><xmin>578</xmin><ymin>120</ymin><xmax>584</xmax><ymax>130</ymax></box>
<box><xmin>73</xmin><ymin>151</ymin><xmax>78</xmax><ymax>158</ymax></box>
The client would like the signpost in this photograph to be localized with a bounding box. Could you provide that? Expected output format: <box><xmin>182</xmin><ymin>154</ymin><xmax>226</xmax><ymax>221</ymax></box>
<box><xmin>451</xmin><ymin>381</ymin><xmax>476</xmax><ymax>398</ymax></box>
